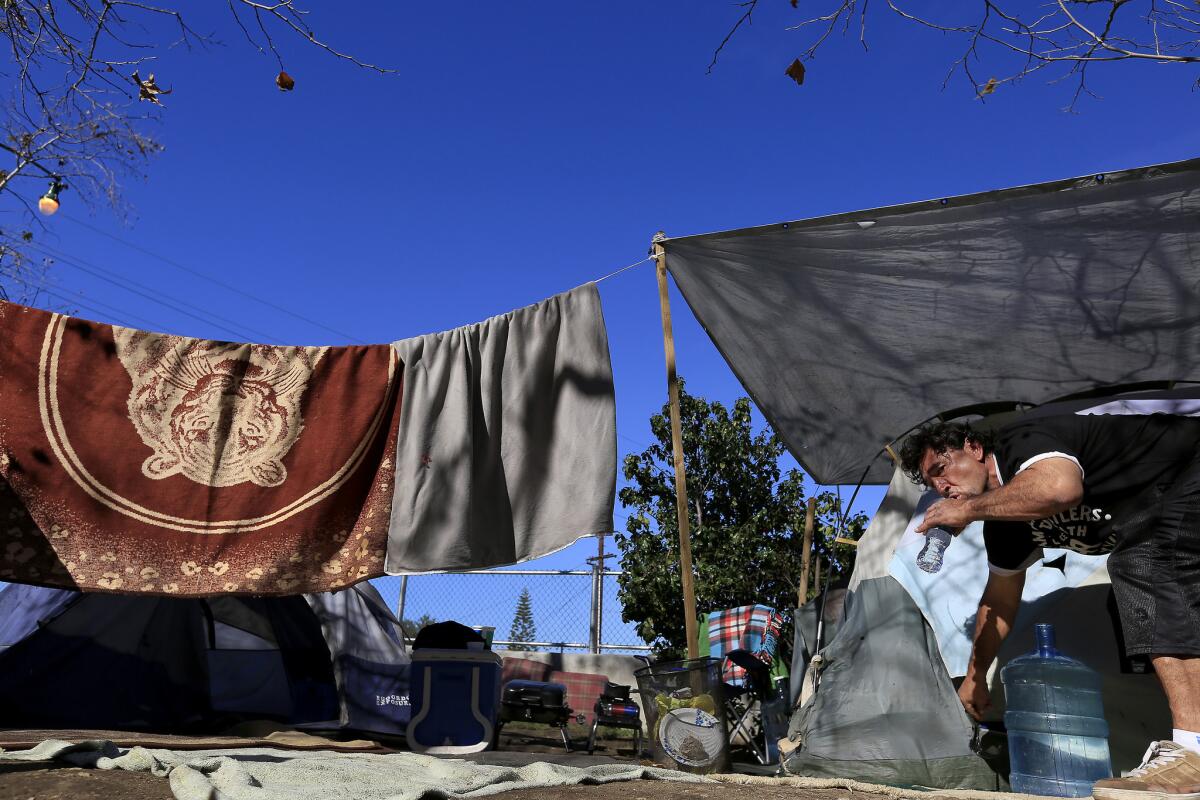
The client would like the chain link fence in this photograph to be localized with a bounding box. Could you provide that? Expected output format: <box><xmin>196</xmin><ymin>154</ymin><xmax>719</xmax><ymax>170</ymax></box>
<box><xmin>371</xmin><ymin>570</ymin><xmax>649</xmax><ymax>653</ymax></box>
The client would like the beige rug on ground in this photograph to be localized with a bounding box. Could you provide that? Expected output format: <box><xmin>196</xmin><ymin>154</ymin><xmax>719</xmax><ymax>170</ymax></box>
<box><xmin>0</xmin><ymin>739</ymin><xmax>709</xmax><ymax>800</ymax></box>
<box><xmin>711</xmin><ymin>772</ymin><xmax>1059</xmax><ymax>800</ymax></box>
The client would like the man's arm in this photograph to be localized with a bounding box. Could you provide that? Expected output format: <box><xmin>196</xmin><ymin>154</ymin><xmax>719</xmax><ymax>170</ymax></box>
<box><xmin>918</xmin><ymin>458</ymin><xmax>1083</xmax><ymax>532</ymax></box>
<box><xmin>959</xmin><ymin>568</ymin><xmax>1026</xmax><ymax>720</ymax></box>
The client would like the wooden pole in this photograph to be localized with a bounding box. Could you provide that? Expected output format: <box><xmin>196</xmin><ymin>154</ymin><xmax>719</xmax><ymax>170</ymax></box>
<box><xmin>798</xmin><ymin>496</ymin><xmax>817</xmax><ymax>607</ymax></box>
<box><xmin>813</xmin><ymin>554</ymin><xmax>823</xmax><ymax>595</ymax></box>
<box><xmin>654</xmin><ymin>236</ymin><xmax>700</xmax><ymax>660</ymax></box>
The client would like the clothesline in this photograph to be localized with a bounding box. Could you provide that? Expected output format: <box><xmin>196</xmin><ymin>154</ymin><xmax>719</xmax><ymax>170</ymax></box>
<box><xmin>592</xmin><ymin>253</ymin><xmax>656</xmax><ymax>284</ymax></box>
<box><xmin>51</xmin><ymin>213</ymin><xmax>657</xmax><ymax>343</ymax></box>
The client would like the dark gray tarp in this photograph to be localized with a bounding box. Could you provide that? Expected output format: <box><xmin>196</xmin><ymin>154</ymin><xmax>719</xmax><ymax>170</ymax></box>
<box><xmin>663</xmin><ymin>159</ymin><xmax>1200</xmax><ymax>484</ymax></box>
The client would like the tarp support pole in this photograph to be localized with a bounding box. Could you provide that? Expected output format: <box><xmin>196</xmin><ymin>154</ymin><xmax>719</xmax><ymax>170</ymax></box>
<box><xmin>653</xmin><ymin>236</ymin><xmax>700</xmax><ymax>660</ymax></box>
<box><xmin>798</xmin><ymin>496</ymin><xmax>816</xmax><ymax>606</ymax></box>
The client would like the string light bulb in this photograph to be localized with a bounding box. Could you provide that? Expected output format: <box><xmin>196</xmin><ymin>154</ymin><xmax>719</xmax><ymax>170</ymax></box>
<box><xmin>38</xmin><ymin>177</ymin><xmax>67</xmax><ymax>216</ymax></box>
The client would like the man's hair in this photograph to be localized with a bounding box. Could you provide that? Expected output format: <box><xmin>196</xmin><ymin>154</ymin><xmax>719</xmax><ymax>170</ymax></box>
<box><xmin>897</xmin><ymin>422</ymin><xmax>997</xmax><ymax>485</ymax></box>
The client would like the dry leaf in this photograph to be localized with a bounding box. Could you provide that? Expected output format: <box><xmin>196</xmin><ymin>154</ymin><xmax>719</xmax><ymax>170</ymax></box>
<box><xmin>276</xmin><ymin>71</ymin><xmax>295</xmax><ymax>91</ymax></box>
<box><xmin>131</xmin><ymin>71</ymin><xmax>171</xmax><ymax>105</ymax></box>
<box><xmin>785</xmin><ymin>58</ymin><xmax>806</xmax><ymax>86</ymax></box>
<box><xmin>979</xmin><ymin>77</ymin><xmax>998</xmax><ymax>96</ymax></box>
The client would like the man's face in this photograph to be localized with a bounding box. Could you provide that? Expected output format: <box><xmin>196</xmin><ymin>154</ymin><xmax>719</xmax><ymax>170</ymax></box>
<box><xmin>919</xmin><ymin>440</ymin><xmax>990</xmax><ymax>499</ymax></box>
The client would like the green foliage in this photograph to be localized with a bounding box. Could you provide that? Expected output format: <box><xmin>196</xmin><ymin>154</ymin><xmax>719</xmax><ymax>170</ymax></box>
<box><xmin>508</xmin><ymin>586</ymin><xmax>538</xmax><ymax>651</ymax></box>
<box><xmin>615</xmin><ymin>382</ymin><xmax>868</xmax><ymax>658</ymax></box>
<box><xmin>400</xmin><ymin>613</ymin><xmax>438</xmax><ymax>640</ymax></box>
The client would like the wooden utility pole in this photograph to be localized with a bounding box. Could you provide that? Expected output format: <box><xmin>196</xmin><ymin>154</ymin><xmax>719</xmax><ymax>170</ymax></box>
<box><xmin>798</xmin><ymin>496</ymin><xmax>817</xmax><ymax>606</ymax></box>
<box><xmin>653</xmin><ymin>234</ymin><xmax>700</xmax><ymax>660</ymax></box>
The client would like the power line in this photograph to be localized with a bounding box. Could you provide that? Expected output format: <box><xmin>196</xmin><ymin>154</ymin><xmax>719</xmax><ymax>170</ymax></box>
<box><xmin>61</xmin><ymin>214</ymin><xmax>368</xmax><ymax>344</ymax></box>
<box><xmin>619</xmin><ymin>432</ymin><xmax>654</xmax><ymax>451</ymax></box>
<box><xmin>25</xmin><ymin>240</ymin><xmax>285</xmax><ymax>343</ymax></box>
<box><xmin>6</xmin><ymin>275</ymin><xmax>162</xmax><ymax>331</ymax></box>
<box><xmin>29</xmin><ymin>239</ymin><xmax>286</xmax><ymax>343</ymax></box>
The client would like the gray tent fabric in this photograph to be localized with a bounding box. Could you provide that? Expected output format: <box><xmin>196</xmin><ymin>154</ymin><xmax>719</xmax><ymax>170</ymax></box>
<box><xmin>387</xmin><ymin>283</ymin><xmax>616</xmax><ymax>572</ymax></box>
<box><xmin>662</xmin><ymin>158</ymin><xmax>1200</xmax><ymax>484</ymax></box>
<box><xmin>785</xmin><ymin>576</ymin><xmax>999</xmax><ymax>790</ymax></box>
<box><xmin>788</xmin><ymin>587</ymin><xmax>846</xmax><ymax>705</ymax></box>
<box><xmin>303</xmin><ymin>583</ymin><xmax>411</xmax><ymax>731</ymax></box>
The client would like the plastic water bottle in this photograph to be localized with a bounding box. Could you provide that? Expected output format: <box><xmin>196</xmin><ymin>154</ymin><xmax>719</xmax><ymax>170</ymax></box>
<box><xmin>1002</xmin><ymin>623</ymin><xmax>1112</xmax><ymax>797</ymax></box>
<box><xmin>916</xmin><ymin>527</ymin><xmax>953</xmax><ymax>573</ymax></box>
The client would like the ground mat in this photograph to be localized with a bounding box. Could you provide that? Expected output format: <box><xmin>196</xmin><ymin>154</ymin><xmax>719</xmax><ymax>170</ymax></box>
<box><xmin>0</xmin><ymin>739</ymin><xmax>709</xmax><ymax>800</ymax></box>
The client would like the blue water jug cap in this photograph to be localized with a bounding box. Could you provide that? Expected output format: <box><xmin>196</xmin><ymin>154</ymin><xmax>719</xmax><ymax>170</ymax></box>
<box><xmin>1035</xmin><ymin>623</ymin><xmax>1060</xmax><ymax>657</ymax></box>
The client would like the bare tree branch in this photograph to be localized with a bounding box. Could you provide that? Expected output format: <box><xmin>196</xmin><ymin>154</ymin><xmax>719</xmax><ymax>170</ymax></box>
<box><xmin>716</xmin><ymin>0</ymin><xmax>1198</xmax><ymax>108</ymax></box>
<box><xmin>709</xmin><ymin>0</ymin><xmax>759</xmax><ymax>72</ymax></box>
<box><xmin>0</xmin><ymin>1</ymin><xmax>393</xmax><ymax>303</ymax></box>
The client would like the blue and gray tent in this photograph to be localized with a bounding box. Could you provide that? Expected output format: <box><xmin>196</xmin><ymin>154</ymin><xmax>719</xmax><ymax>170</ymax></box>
<box><xmin>0</xmin><ymin>581</ymin><xmax>410</xmax><ymax>735</ymax></box>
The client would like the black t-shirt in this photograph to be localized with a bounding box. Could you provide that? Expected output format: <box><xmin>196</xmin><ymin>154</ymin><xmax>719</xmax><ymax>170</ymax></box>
<box><xmin>982</xmin><ymin>414</ymin><xmax>1200</xmax><ymax>572</ymax></box>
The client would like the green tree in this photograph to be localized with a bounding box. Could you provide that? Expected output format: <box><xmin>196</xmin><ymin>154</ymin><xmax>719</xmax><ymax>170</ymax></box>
<box><xmin>508</xmin><ymin>587</ymin><xmax>537</xmax><ymax>651</ymax></box>
<box><xmin>400</xmin><ymin>613</ymin><xmax>438</xmax><ymax>641</ymax></box>
<box><xmin>615</xmin><ymin>383</ymin><xmax>867</xmax><ymax>658</ymax></box>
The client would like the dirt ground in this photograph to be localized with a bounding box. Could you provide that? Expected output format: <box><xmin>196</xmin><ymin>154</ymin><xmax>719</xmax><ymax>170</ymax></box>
<box><xmin>0</xmin><ymin>762</ymin><xmax>865</xmax><ymax>800</ymax></box>
<box><xmin>0</xmin><ymin>762</ymin><xmax>173</xmax><ymax>800</ymax></box>
<box><xmin>0</xmin><ymin>727</ymin><xmax>870</xmax><ymax>800</ymax></box>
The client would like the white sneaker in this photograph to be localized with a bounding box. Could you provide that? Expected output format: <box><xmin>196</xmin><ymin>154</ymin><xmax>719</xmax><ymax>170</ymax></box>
<box><xmin>1092</xmin><ymin>741</ymin><xmax>1200</xmax><ymax>800</ymax></box>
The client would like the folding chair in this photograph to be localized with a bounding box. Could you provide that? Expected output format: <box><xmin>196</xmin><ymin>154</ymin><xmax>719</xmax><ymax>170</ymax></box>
<box><xmin>702</xmin><ymin>604</ymin><xmax>789</xmax><ymax>765</ymax></box>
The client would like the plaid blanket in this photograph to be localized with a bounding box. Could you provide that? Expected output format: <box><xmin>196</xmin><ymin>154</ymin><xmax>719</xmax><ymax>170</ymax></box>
<box><xmin>548</xmin><ymin>669</ymin><xmax>610</xmax><ymax>727</ymax></box>
<box><xmin>706</xmin><ymin>604</ymin><xmax>785</xmax><ymax>684</ymax></box>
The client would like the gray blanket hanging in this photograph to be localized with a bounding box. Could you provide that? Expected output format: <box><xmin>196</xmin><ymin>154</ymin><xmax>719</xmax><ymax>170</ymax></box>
<box><xmin>387</xmin><ymin>283</ymin><xmax>616</xmax><ymax>572</ymax></box>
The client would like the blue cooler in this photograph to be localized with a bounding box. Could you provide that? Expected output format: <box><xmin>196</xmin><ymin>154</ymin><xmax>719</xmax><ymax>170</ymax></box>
<box><xmin>406</xmin><ymin>648</ymin><xmax>502</xmax><ymax>754</ymax></box>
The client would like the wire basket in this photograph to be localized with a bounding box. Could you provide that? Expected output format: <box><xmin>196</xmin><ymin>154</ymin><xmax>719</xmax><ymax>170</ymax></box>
<box><xmin>634</xmin><ymin>657</ymin><xmax>730</xmax><ymax>773</ymax></box>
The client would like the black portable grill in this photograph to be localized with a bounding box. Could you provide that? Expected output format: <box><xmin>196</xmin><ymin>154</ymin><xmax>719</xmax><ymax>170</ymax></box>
<box><xmin>497</xmin><ymin>679</ymin><xmax>574</xmax><ymax>751</ymax></box>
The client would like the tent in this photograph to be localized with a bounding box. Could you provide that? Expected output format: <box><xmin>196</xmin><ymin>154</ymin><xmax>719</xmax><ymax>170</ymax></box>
<box><xmin>785</xmin><ymin>389</ymin><xmax>1193</xmax><ymax>788</ymax></box>
<box><xmin>0</xmin><ymin>581</ymin><xmax>411</xmax><ymax>735</ymax></box>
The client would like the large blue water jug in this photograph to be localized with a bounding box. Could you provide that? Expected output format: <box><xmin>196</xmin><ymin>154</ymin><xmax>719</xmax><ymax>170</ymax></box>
<box><xmin>1001</xmin><ymin>623</ymin><xmax>1112</xmax><ymax>797</ymax></box>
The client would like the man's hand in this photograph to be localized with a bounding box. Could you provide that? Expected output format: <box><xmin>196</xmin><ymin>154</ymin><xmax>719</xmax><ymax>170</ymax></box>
<box><xmin>915</xmin><ymin>498</ymin><xmax>974</xmax><ymax>532</ymax></box>
<box><xmin>960</xmin><ymin>571</ymin><xmax>1025</xmax><ymax>722</ymax></box>
<box><xmin>958</xmin><ymin>671</ymin><xmax>991</xmax><ymax>720</ymax></box>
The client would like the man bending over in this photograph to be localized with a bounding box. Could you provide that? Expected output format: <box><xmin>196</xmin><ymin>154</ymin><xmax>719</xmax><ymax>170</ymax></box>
<box><xmin>900</xmin><ymin>413</ymin><xmax>1200</xmax><ymax>800</ymax></box>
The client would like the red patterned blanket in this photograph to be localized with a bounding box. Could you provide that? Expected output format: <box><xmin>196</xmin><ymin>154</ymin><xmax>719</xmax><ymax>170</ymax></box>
<box><xmin>0</xmin><ymin>301</ymin><xmax>400</xmax><ymax>596</ymax></box>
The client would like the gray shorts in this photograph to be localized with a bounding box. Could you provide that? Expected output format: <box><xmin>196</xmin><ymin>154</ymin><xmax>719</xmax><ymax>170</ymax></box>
<box><xmin>1106</xmin><ymin>454</ymin><xmax>1200</xmax><ymax>657</ymax></box>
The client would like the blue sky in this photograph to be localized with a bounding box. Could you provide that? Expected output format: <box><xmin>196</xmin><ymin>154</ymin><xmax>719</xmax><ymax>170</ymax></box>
<box><xmin>12</xmin><ymin>3</ymin><xmax>1200</xmax><ymax>639</ymax></box>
